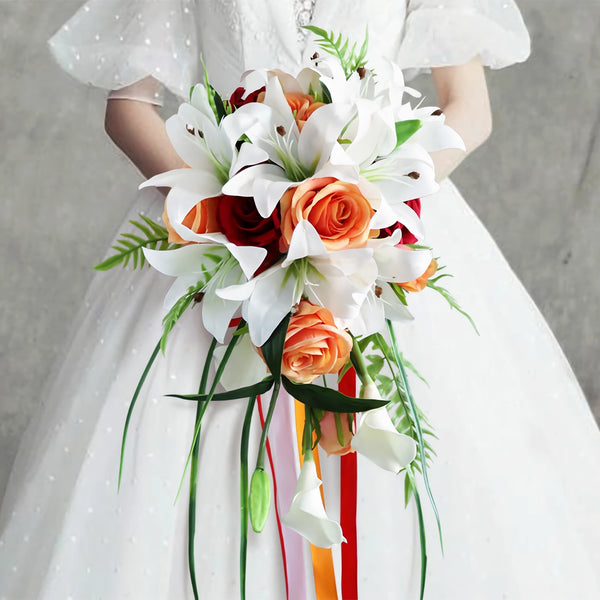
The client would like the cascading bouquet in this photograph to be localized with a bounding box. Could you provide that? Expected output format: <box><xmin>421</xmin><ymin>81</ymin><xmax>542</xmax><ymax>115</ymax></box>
<box><xmin>96</xmin><ymin>27</ymin><xmax>473</xmax><ymax>600</ymax></box>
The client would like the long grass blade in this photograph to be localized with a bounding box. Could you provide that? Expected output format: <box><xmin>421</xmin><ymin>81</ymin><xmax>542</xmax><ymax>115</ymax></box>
<box><xmin>117</xmin><ymin>339</ymin><xmax>161</xmax><ymax>490</ymax></box>
<box><xmin>407</xmin><ymin>468</ymin><xmax>428</xmax><ymax>600</ymax></box>
<box><xmin>240</xmin><ymin>396</ymin><xmax>257</xmax><ymax>600</ymax></box>
<box><xmin>187</xmin><ymin>334</ymin><xmax>219</xmax><ymax>599</ymax></box>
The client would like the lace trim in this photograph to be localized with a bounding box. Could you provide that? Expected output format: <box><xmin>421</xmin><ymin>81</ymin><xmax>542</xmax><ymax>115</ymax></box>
<box><xmin>294</xmin><ymin>0</ymin><xmax>316</xmax><ymax>44</ymax></box>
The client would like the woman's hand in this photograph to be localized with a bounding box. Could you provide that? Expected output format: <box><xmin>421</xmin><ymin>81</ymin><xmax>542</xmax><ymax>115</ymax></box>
<box><xmin>429</xmin><ymin>56</ymin><xmax>493</xmax><ymax>180</ymax></box>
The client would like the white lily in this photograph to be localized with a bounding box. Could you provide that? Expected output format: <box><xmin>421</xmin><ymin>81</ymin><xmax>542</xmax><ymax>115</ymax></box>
<box><xmin>351</xmin><ymin>382</ymin><xmax>417</xmax><ymax>472</ymax></box>
<box><xmin>142</xmin><ymin>244</ymin><xmax>264</xmax><ymax>343</ymax></box>
<box><xmin>217</xmin><ymin>221</ymin><xmax>378</xmax><ymax>346</ymax></box>
<box><xmin>223</xmin><ymin>74</ymin><xmax>358</xmax><ymax>218</ymax></box>
<box><xmin>282</xmin><ymin>456</ymin><xmax>345</xmax><ymax>548</ymax></box>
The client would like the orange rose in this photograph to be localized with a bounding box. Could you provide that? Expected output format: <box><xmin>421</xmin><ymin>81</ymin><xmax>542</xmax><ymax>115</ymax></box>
<box><xmin>318</xmin><ymin>411</ymin><xmax>355</xmax><ymax>456</ymax></box>
<box><xmin>281</xmin><ymin>300</ymin><xmax>352</xmax><ymax>384</ymax></box>
<box><xmin>399</xmin><ymin>258</ymin><xmax>438</xmax><ymax>293</ymax></box>
<box><xmin>284</xmin><ymin>92</ymin><xmax>325</xmax><ymax>131</ymax></box>
<box><xmin>279</xmin><ymin>177</ymin><xmax>375</xmax><ymax>252</ymax></box>
<box><xmin>162</xmin><ymin>195</ymin><xmax>221</xmax><ymax>244</ymax></box>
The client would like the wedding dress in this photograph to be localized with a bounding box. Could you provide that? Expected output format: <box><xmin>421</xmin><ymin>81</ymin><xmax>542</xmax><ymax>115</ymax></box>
<box><xmin>1</xmin><ymin>1</ymin><xmax>600</xmax><ymax>599</ymax></box>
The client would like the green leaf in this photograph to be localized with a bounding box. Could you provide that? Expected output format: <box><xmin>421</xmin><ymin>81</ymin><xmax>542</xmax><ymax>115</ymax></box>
<box><xmin>93</xmin><ymin>215</ymin><xmax>173</xmax><ymax>271</ymax></box>
<box><xmin>249</xmin><ymin>468</ymin><xmax>271</xmax><ymax>533</ymax></box>
<box><xmin>427</xmin><ymin>276</ymin><xmax>479</xmax><ymax>334</ymax></box>
<box><xmin>303</xmin><ymin>25</ymin><xmax>369</xmax><ymax>79</ymax></box>
<box><xmin>117</xmin><ymin>340</ymin><xmax>162</xmax><ymax>491</ymax></box>
<box><xmin>260</xmin><ymin>313</ymin><xmax>292</xmax><ymax>380</ymax></box>
<box><xmin>282</xmin><ymin>377</ymin><xmax>387</xmax><ymax>412</ymax></box>
<box><xmin>394</xmin><ymin>119</ymin><xmax>422</xmax><ymax>149</ymax></box>
<box><xmin>407</xmin><ymin>467</ymin><xmax>428</xmax><ymax>600</ymax></box>
<box><xmin>168</xmin><ymin>377</ymin><xmax>275</xmax><ymax>402</ymax></box>
<box><xmin>386</xmin><ymin>322</ymin><xmax>443</xmax><ymax>552</ymax></box>
<box><xmin>239</xmin><ymin>396</ymin><xmax>256</xmax><ymax>600</ymax></box>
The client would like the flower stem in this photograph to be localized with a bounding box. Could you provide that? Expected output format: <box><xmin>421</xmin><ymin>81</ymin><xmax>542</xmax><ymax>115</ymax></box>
<box><xmin>239</xmin><ymin>395</ymin><xmax>257</xmax><ymax>600</ymax></box>
<box><xmin>350</xmin><ymin>336</ymin><xmax>373</xmax><ymax>387</ymax></box>
<box><xmin>255</xmin><ymin>377</ymin><xmax>281</xmax><ymax>470</ymax></box>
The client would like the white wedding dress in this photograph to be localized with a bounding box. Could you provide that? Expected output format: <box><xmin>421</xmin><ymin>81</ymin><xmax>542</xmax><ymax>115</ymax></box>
<box><xmin>2</xmin><ymin>1</ymin><xmax>600</xmax><ymax>599</ymax></box>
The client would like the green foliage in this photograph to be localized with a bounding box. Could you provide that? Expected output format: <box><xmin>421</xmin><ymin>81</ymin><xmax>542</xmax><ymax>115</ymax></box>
<box><xmin>94</xmin><ymin>215</ymin><xmax>173</xmax><ymax>271</ymax></box>
<box><xmin>282</xmin><ymin>376</ymin><xmax>388</xmax><ymax>412</ymax></box>
<box><xmin>427</xmin><ymin>264</ymin><xmax>479</xmax><ymax>334</ymax></box>
<box><xmin>201</xmin><ymin>61</ymin><xmax>231</xmax><ymax>122</ymax></box>
<box><xmin>394</xmin><ymin>119</ymin><xmax>422</xmax><ymax>149</ymax></box>
<box><xmin>304</xmin><ymin>25</ymin><xmax>369</xmax><ymax>79</ymax></box>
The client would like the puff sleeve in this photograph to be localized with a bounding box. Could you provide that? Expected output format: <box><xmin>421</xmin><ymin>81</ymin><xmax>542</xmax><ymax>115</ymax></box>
<box><xmin>397</xmin><ymin>0</ymin><xmax>531</xmax><ymax>71</ymax></box>
<box><xmin>48</xmin><ymin>0</ymin><xmax>199</xmax><ymax>100</ymax></box>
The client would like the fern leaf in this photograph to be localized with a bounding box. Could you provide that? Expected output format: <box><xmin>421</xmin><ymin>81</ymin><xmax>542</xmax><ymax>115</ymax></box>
<box><xmin>93</xmin><ymin>214</ymin><xmax>173</xmax><ymax>271</ymax></box>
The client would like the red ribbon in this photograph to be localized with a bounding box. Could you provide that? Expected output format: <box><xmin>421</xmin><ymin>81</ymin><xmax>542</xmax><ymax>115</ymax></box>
<box><xmin>339</xmin><ymin>369</ymin><xmax>359</xmax><ymax>599</ymax></box>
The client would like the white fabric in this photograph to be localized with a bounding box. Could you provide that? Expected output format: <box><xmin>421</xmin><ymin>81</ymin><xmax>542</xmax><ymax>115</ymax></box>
<box><xmin>48</xmin><ymin>0</ymin><xmax>530</xmax><ymax>98</ymax></box>
<box><xmin>107</xmin><ymin>76</ymin><xmax>165</xmax><ymax>106</ymax></box>
<box><xmin>2</xmin><ymin>1</ymin><xmax>599</xmax><ymax>599</ymax></box>
<box><xmin>399</xmin><ymin>0</ymin><xmax>531</xmax><ymax>71</ymax></box>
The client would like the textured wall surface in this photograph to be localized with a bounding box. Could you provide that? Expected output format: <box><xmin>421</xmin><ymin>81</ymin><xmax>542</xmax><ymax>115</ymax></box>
<box><xmin>1</xmin><ymin>1</ymin><xmax>599</xmax><ymax>498</ymax></box>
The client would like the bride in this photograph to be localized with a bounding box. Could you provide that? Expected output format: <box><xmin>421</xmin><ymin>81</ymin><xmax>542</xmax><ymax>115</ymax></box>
<box><xmin>1</xmin><ymin>1</ymin><xmax>600</xmax><ymax>598</ymax></box>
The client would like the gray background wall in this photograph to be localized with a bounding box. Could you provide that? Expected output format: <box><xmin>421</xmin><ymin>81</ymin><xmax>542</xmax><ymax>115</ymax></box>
<box><xmin>1</xmin><ymin>1</ymin><xmax>599</xmax><ymax>497</ymax></box>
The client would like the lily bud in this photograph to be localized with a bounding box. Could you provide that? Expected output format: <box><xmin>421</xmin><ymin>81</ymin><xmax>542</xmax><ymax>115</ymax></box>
<box><xmin>249</xmin><ymin>467</ymin><xmax>271</xmax><ymax>533</ymax></box>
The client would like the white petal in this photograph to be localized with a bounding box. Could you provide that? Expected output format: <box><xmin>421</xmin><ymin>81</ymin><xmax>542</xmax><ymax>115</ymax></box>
<box><xmin>351</xmin><ymin>407</ymin><xmax>417</xmax><ymax>472</ymax></box>
<box><xmin>379</xmin><ymin>282</ymin><xmax>415</xmax><ymax>322</ymax></box>
<box><xmin>224</xmin><ymin>243</ymin><xmax>267</xmax><ymax>279</ymax></box>
<box><xmin>141</xmin><ymin>168</ymin><xmax>221</xmax><ymax>196</ymax></box>
<box><xmin>298</xmin><ymin>102</ymin><xmax>351</xmax><ymax>170</ymax></box>
<box><xmin>244</xmin><ymin>266</ymin><xmax>298</xmax><ymax>347</ymax></box>
<box><xmin>230</xmin><ymin>142</ymin><xmax>270</xmax><ymax>177</ymax></box>
<box><xmin>163</xmin><ymin>274</ymin><xmax>203</xmax><ymax>310</ymax></box>
<box><xmin>413</xmin><ymin>122</ymin><xmax>466</xmax><ymax>152</ymax></box>
<box><xmin>282</xmin><ymin>459</ymin><xmax>345</xmax><ymax>548</ymax></box>
<box><xmin>282</xmin><ymin>220</ymin><xmax>327</xmax><ymax>266</ymax></box>
<box><xmin>216</xmin><ymin>277</ymin><xmax>256</xmax><ymax>301</ymax></box>
<box><xmin>374</xmin><ymin>247</ymin><xmax>433</xmax><ymax>283</ymax></box>
<box><xmin>345</xmin><ymin>289</ymin><xmax>385</xmax><ymax>337</ymax></box>
<box><xmin>142</xmin><ymin>244</ymin><xmax>224</xmax><ymax>277</ymax></box>
<box><xmin>165</xmin><ymin>114</ymin><xmax>214</xmax><ymax>172</ymax></box>
<box><xmin>213</xmin><ymin>334</ymin><xmax>269</xmax><ymax>391</ymax></box>
<box><xmin>202</xmin><ymin>265</ymin><xmax>245</xmax><ymax>343</ymax></box>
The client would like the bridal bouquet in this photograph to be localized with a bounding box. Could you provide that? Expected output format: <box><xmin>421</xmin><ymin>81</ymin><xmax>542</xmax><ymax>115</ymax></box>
<box><xmin>97</xmin><ymin>28</ymin><xmax>469</xmax><ymax>600</ymax></box>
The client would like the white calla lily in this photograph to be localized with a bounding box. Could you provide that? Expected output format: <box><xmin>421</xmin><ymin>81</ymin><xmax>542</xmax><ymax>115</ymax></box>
<box><xmin>351</xmin><ymin>383</ymin><xmax>417</xmax><ymax>472</ymax></box>
<box><xmin>282</xmin><ymin>457</ymin><xmax>345</xmax><ymax>548</ymax></box>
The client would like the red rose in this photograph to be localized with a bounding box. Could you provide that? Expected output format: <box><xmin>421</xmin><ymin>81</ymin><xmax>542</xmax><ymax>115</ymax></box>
<box><xmin>378</xmin><ymin>199</ymin><xmax>421</xmax><ymax>245</ymax></box>
<box><xmin>229</xmin><ymin>86</ymin><xmax>266</xmax><ymax>109</ymax></box>
<box><xmin>217</xmin><ymin>195</ymin><xmax>281</xmax><ymax>272</ymax></box>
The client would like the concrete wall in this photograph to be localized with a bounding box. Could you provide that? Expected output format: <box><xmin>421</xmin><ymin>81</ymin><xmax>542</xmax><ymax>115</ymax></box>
<box><xmin>1</xmin><ymin>1</ymin><xmax>599</xmax><ymax>496</ymax></box>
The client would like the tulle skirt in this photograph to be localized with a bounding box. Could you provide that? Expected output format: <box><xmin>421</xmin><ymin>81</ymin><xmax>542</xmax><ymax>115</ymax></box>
<box><xmin>1</xmin><ymin>181</ymin><xmax>599</xmax><ymax>600</ymax></box>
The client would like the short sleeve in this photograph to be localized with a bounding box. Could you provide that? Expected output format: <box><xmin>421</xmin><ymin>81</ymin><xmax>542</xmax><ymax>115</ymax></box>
<box><xmin>397</xmin><ymin>0</ymin><xmax>531</xmax><ymax>71</ymax></box>
<box><xmin>48</xmin><ymin>0</ymin><xmax>199</xmax><ymax>99</ymax></box>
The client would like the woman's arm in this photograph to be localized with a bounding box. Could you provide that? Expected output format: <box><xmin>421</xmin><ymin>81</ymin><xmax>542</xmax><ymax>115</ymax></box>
<box><xmin>104</xmin><ymin>98</ymin><xmax>183</xmax><ymax>180</ymax></box>
<box><xmin>429</xmin><ymin>57</ymin><xmax>493</xmax><ymax>181</ymax></box>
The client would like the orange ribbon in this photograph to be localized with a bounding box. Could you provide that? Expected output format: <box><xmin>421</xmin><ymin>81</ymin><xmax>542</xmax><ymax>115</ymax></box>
<box><xmin>294</xmin><ymin>400</ymin><xmax>338</xmax><ymax>600</ymax></box>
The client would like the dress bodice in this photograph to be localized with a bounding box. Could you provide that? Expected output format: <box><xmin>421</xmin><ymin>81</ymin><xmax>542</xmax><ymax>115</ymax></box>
<box><xmin>48</xmin><ymin>0</ymin><xmax>530</xmax><ymax>98</ymax></box>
